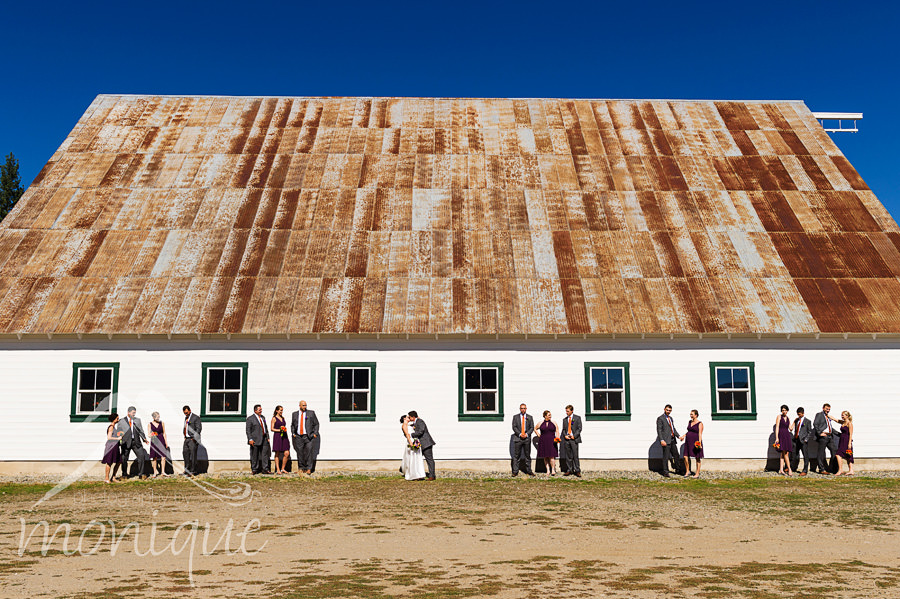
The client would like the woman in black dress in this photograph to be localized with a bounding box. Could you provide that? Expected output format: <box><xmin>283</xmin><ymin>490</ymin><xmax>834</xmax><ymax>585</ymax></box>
<box><xmin>102</xmin><ymin>413</ymin><xmax>123</xmax><ymax>483</ymax></box>
<box><xmin>836</xmin><ymin>411</ymin><xmax>855</xmax><ymax>476</ymax></box>
<box><xmin>534</xmin><ymin>410</ymin><xmax>560</xmax><ymax>476</ymax></box>
<box><xmin>775</xmin><ymin>404</ymin><xmax>794</xmax><ymax>476</ymax></box>
<box><xmin>683</xmin><ymin>410</ymin><xmax>704</xmax><ymax>478</ymax></box>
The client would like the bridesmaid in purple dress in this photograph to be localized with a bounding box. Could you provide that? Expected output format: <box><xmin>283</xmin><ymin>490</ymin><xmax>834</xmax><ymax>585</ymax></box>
<box><xmin>102</xmin><ymin>413</ymin><xmax>123</xmax><ymax>483</ymax></box>
<box><xmin>836</xmin><ymin>411</ymin><xmax>855</xmax><ymax>476</ymax></box>
<box><xmin>683</xmin><ymin>410</ymin><xmax>704</xmax><ymax>478</ymax></box>
<box><xmin>534</xmin><ymin>410</ymin><xmax>560</xmax><ymax>476</ymax></box>
<box><xmin>775</xmin><ymin>404</ymin><xmax>794</xmax><ymax>476</ymax></box>
<box><xmin>149</xmin><ymin>412</ymin><xmax>170</xmax><ymax>478</ymax></box>
<box><xmin>271</xmin><ymin>405</ymin><xmax>290</xmax><ymax>475</ymax></box>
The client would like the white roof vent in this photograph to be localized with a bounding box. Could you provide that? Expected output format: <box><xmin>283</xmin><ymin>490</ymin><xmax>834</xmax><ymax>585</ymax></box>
<box><xmin>812</xmin><ymin>112</ymin><xmax>862</xmax><ymax>132</ymax></box>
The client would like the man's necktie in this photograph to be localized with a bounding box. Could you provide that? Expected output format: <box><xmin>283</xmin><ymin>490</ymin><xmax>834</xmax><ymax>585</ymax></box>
<box><xmin>300</xmin><ymin>412</ymin><xmax>304</xmax><ymax>435</ymax></box>
<box><xmin>567</xmin><ymin>418</ymin><xmax>572</xmax><ymax>436</ymax></box>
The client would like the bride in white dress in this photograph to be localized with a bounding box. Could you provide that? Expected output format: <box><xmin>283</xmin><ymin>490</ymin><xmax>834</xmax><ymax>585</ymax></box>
<box><xmin>400</xmin><ymin>415</ymin><xmax>426</xmax><ymax>481</ymax></box>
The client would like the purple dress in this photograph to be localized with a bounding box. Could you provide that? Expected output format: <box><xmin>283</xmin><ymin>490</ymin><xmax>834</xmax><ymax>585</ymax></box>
<box><xmin>101</xmin><ymin>425</ymin><xmax>121</xmax><ymax>465</ymax></box>
<box><xmin>272</xmin><ymin>416</ymin><xmax>290</xmax><ymax>452</ymax></box>
<box><xmin>536</xmin><ymin>421</ymin><xmax>558</xmax><ymax>458</ymax></box>
<box><xmin>685</xmin><ymin>421</ymin><xmax>704</xmax><ymax>458</ymax></box>
<box><xmin>776</xmin><ymin>415</ymin><xmax>793</xmax><ymax>453</ymax></box>
<box><xmin>837</xmin><ymin>425</ymin><xmax>854</xmax><ymax>463</ymax></box>
<box><xmin>149</xmin><ymin>421</ymin><xmax>168</xmax><ymax>460</ymax></box>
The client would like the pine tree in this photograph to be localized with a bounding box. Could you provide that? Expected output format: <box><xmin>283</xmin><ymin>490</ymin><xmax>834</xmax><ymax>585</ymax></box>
<box><xmin>0</xmin><ymin>153</ymin><xmax>25</xmax><ymax>221</ymax></box>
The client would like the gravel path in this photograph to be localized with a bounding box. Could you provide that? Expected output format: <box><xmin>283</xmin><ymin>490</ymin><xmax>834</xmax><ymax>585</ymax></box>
<box><xmin>2</xmin><ymin>469</ymin><xmax>898</xmax><ymax>484</ymax></box>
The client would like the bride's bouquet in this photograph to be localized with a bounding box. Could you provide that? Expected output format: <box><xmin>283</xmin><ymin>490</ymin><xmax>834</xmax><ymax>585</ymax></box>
<box><xmin>407</xmin><ymin>439</ymin><xmax>421</xmax><ymax>451</ymax></box>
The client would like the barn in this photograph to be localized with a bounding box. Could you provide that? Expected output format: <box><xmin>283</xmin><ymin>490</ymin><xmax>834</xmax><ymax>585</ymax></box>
<box><xmin>1</xmin><ymin>95</ymin><xmax>899</xmax><ymax>473</ymax></box>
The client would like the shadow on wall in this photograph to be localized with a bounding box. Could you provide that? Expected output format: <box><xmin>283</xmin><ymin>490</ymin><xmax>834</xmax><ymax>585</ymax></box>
<box><xmin>647</xmin><ymin>440</ymin><xmax>687</xmax><ymax>473</ymax></box>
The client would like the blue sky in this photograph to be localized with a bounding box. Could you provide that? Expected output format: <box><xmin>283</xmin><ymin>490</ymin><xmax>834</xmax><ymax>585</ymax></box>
<box><xmin>2</xmin><ymin>1</ymin><xmax>898</xmax><ymax>220</ymax></box>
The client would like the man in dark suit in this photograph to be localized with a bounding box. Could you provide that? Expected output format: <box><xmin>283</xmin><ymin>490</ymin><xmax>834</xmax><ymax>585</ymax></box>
<box><xmin>561</xmin><ymin>404</ymin><xmax>582</xmax><ymax>477</ymax></box>
<box><xmin>182</xmin><ymin>405</ymin><xmax>202</xmax><ymax>477</ymax></box>
<box><xmin>656</xmin><ymin>404</ymin><xmax>684</xmax><ymax>478</ymax></box>
<box><xmin>408</xmin><ymin>411</ymin><xmax>436</xmax><ymax>480</ymax></box>
<box><xmin>791</xmin><ymin>407</ymin><xmax>813</xmax><ymax>475</ymax></box>
<box><xmin>291</xmin><ymin>400</ymin><xmax>320</xmax><ymax>475</ymax></box>
<box><xmin>118</xmin><ymin>406</ymin><xmax>149</xmax><ymax>479</ymax></box>
<box><xmin>813</xmin><ymin>403</ymin><xmax>836</xmax><ymax>474</ymax></box>
<box><xmin>246</xmin><ymin>404</ymin><xmax>271</xmax><ymax>474</ymax></box>
<box><xmin>511</xmin><ymin>403</ymin><xmax>535</xmax><ymax>477</ymax></box>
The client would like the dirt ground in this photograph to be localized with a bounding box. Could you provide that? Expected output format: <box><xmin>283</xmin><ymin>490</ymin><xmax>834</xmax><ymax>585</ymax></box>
<box><xmin>2</xmin><ymin>473</ymin><xmax>899</xmax><ymax>598</ymax></box>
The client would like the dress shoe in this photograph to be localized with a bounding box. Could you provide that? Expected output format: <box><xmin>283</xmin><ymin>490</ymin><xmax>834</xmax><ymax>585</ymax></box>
<box><xmin>426</xmin><ymin>476</ymin><xmax>435</xmax><ymax>481</ymax></box>
<box><xmin>563</xmin><ymin>471</ymin><xmax>572</xmax><ymax>476</ymax></box>
<box><xmin>574</xmin><ymin>472</ymin><xmax>581</xmax><ymax>478</ymax></box>
<box><xmin>526</xmin><ymin>472</ymin><xmax>535</xmax><ymax>477</ymax></box>
<box><xmin>511</xmin><ymin>472</ymin><xmax>518</xmax><ymax>477</ymax></box>
<box><xmin>799</xmin><ymin>472</ymin><xmax>807</xmax><ymax>476</ymax></box>
<box><xmin>660</xmin><ymin>472</ymin><xmax>670</xmax><ymax>478</ymax></box>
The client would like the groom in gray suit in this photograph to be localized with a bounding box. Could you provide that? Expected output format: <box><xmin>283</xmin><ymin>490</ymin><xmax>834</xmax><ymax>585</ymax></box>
<box><xmin>791</xmin><ymin>407</ymin><xmax>813</xmax><ymax>475</ymax></box>
<box><xmin>511</xmin><ymin>403</ymin><xmax>535</xmax><ymax>477</ymax></box>
<box><xmin>408</xmin><ymin>411</ymin><xmax>435</xmax><ymax>480</ymax></box>
<box><xmin>118</xmin><ymin>406</ymin><xmax>149</xmax><ymax>479</ymax></box>
<box><xmin>656</xmin><ymin>404</ymin><xmax>683</xmax><ymax>477</ymax></box>
<box><xmin>246</xmin><ymin>404</ymin><xmax>271</xmax><ymax>474</ymax></box>
<box><xmin>291</xmin><ymin>400</ymin><xmax>319</xmax><ymax>474</ymax></box>
<box><xmin>561</xmin><ymin>405</ymin><xmax>582</xmax><ymax>477</ymax></box>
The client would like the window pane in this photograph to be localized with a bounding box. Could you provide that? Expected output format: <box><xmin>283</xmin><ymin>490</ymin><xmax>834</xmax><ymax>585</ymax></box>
<box><xmin>337</xmin><ymin>368</ymin><xmax>353</xmax><ymax>390</ymax></box>
<box><xmin>591</xmin><ymin>368</ymin><xmax>607</xmax><ymax>390</ymax></box>
<box><xmin>732</xmin><ymin>368</ymin><xmax>749</xmax><ymax>389</ymax></box>
<box><xmin>353</xmin><ymin>368</ymin><xmax>369</xmax><ymax>390</ymax></box>
<box><xmin>479</xmin><ymin>391</ymin><xmax>496</xmax><ymax>412</ymax></box>
<box><xmin>209</xmin><ymin>369</ymin><xmax>224</xmax><ymax>390</ymax></box>
<box><xmin>79</xmin><ymin>369</ymin><xmax>96</xmax><ymax>391</ymax></box>
<box><xmin>606</xmin><ymin>391</ymin><xmax>623</xmax><ymax>411</ymax></box>
<box><xmin>480</xmin><ymin>368</ymin><xmax>496</xmax><ymax>390</ymax></box>
<box><xmin>607</xmin><ymin>368</ymin><xmax>624</xmax><ymax>389</ymax></box>
<box><xmin>338</xmin><ymin>392</ymin><xmax>354</xmax><ymax>412</ymax></box>
<box><xmin>95</xmin><ymin>369</ymin><xmax>112</xmax><ymax>391</ymax></box>
<box><xmin>592</xmin><ymin>391</ymin><xmax>607</xmax><ymax>411</ymax></box>
<box><xmin>465</xmin><ymin>391</ymin><xmax>481</xmax><ymax>412</ymax></box>
<box><xmin>223</xmin><ymin>392</ymin><xmax>240</xmax><ymax>412</ymax></box>
<box><xmin>224</xmin><ymin>369</ymin><xmax>242</xmax><ymax>390</ymax></box>
<box><xmin>718</xmin><ymin>391</ymin><xmax>734</xmax><ymax>411</ymax></box>
<box><xmin>352</xmin><ymin>392</ymin><xmax>369</xmax><ymax>412</ymax></box>
<box><xmin>464</xmin><ymin>369</ymin><xmax>480</xmax><ymax>391</ymax></box>
<box><xmin>717</xmin><ymin>368</ymin><xmax>733</xmax><ymax>389</ymax></box>
<box><xmin>731</xmin><ymin>391</ymin><xmax>749</xmax><ymax>411</ymax></box>
<box><xmin>209</xmin><ymin>392</ymin><xmax>225</xmax><ymax>412</ymax></box>
<box><xmin>79</xmin><ymin>392</ymin><xmax>96</xmax><ymax>412</ymax></box>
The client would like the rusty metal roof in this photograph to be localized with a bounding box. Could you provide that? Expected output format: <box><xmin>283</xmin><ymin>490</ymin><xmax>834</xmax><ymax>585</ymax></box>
<box><xmin>1</xmin><ymin>95</ymin><xmax>899</xmax><ymax>337</ymax></box>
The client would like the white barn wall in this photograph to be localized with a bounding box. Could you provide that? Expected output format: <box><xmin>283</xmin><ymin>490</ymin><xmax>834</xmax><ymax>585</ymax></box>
<box><xmin>1</xmin><ymin>339</ymin><xmax>899</xmax><ymax>465</ymax></box>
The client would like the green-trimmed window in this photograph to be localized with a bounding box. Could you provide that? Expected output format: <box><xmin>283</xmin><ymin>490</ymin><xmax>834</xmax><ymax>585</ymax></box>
<box><xmin>70</xmin><ymin>363</ymin><xmax>119</xmax><ymax>422</ymax></box>
<box><xmin>584</xmin><ymin>362</ymin><xmax>630</xmax><ymax>421</ymax></box>
<box><xmin>330</xmin><ymin>363</ymin><xmax>376</xmax><ymax>421</ymax></box>
<box><xmin>201</xmin><ymin>363</ymin><xmax>248</xmax><ymax>421</ymax></box>
<box><xmin>458</xmin><ymin>363</ymin><xmax>504</xmax><ymax>421</ymax></box>
<box><xmin>710</xmin><ymin>362</ymin><xmax>757</xmax><ymax>420</ymax></box>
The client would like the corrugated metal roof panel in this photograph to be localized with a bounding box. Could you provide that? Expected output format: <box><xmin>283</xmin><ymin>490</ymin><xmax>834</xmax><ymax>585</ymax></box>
<box><xmin>2</xmin><ymin>96</ymin><xmax>898</xmax><ymax>335</ymax></box>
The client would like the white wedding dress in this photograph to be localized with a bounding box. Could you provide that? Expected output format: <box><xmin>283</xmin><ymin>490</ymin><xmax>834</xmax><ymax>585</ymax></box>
<box><xmin>402</xmin><ymin>430</ymin><xmax>427</xmax><ymax>480</ymax></box>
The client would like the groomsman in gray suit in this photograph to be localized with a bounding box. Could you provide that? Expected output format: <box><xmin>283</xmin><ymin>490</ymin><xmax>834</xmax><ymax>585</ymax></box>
<box><xmin>561</xmin><ymin>404</ymin><xmax>582</xmax><ymax>477</ymax></box>
<box><xmin>791</xmin><ymin>407</ymin><xmax>813</xmax><ymax>475</ymax></box>
<box><xmin>813</xmin><ymin>403</ymin><xmax>836</xmax><ymax>474</ymax></box>
<box><xmin>511</xmin><ymin>403</ymin><xmax>535</xmax><ymax>477</ymax></box>
<box><xmin>182</xmin><ymin>406</ymin><xmax>202</xmax><ymax>477</ymax></box>
<box><xmin>118</xmin><ymin>406</ymin><xmax>149</xmax><ymax>479</ymax></box>
<box><xmin>291</xmin><ymin>400</ymin><xmax>319</xmax><ymax>475</ymax></box>
<box><xmin>408</xmin><ymin>411</ymin><xmax>435</xmax><ymax>481</ymax></box>
<box><xmin>656</xmin><ymin>404</ymin><xmax>684</xmax><ymax>478</ymax></box>
<box><xmin>246</xmin><ymin>404</ymin><xmax>271</xmax><ymax>474</ymax></box>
